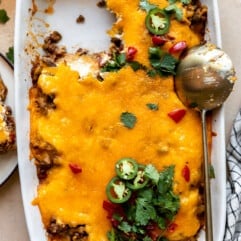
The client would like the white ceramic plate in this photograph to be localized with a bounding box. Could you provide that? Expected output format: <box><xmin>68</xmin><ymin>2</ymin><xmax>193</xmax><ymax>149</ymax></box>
<box><xmin>0</xmin><ymin>54</ymin><xmax>17</xmax><ymax>186</ymax></box>
<box><xmin>14</xmin><ymin>1</ymin><xmax>226</xmax><ymax>240</ymax></box>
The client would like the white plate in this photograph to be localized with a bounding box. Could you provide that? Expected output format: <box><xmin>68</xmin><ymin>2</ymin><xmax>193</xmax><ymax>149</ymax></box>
<box><xmin>0</xmin><ymin>54</ymin><xmax>17</xmax><ymax>186</ymax></box>
<box><xmin>14</xmin><ymin>1</ymin><xmax>226</xmax><ymax>240</ymax></box>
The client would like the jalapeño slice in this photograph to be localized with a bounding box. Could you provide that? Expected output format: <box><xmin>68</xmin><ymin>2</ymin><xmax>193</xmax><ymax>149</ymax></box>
<box><xmin>106</xmin><ymin>177</ymin><xmax>132</xmax><ymax>204</ymax></box>
<box><xmin>145</xmin><ymin>8</ymin><xmax>170</xmax><ymax>35</ymax></box>
<box><xmin>126</xmin><ymin>165</ymin><xmax>149</xmax><ymax>190</ymax></box>
<box><xmin>115</xmin><ymin>157</ymin><xmax>138</xmax><ymax>180</ymax></box>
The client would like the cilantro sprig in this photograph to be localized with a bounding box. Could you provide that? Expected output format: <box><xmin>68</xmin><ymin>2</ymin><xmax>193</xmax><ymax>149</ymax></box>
<box><xmin>0</xmin><ymin>9</ymin><xmax>9</xmax><ymax>23</ymax></box>
<box><xmin>6</xmin><ymin>46</ymin><xmax>14</xmax><ymax>64</ymax></box>
<box><xmin>148</xmin><ymin>47</ymin><xmax>179</xmax><ymax>76</ymax></box>
<box><xmin>104</xmin><ymin>162</ymin><xmax>180</xmax><ymax>241</ymax></box>
<box><xmin>120</xmin><ymin>112</ymin><xmax>137</xmax><ymax>129</ymax></box>
<box><xmin>139</xmin><ymin>0</ymin><xmax>157</xmax><ymax>12</ymax></box>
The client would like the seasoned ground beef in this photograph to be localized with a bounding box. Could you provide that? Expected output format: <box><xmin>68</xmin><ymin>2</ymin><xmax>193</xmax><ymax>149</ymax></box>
<box><xmin>29</xmin><ymin>87</ymin><xmax>56</xmax><ymax>115</ymax></box>
<box><xmin>30</xmin><ymin>137</ymin><xmax>60</xmax><ymax>180</ymax></box>
<box><xmin>47</xmin><ymin>219</ymin><xmax>88</xmax><ymax>241</ymax></box>
<box><xmin>0</xmin><ymin>103</ymin><xmax>16</xmax><ymax>153</ymax></box>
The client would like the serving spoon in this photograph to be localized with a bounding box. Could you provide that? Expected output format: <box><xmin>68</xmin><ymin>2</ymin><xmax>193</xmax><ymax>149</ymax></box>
<box><xmin>175</xmin><ymin>43</ymin><xmax>236</xmax><ymax>241</ymax></box>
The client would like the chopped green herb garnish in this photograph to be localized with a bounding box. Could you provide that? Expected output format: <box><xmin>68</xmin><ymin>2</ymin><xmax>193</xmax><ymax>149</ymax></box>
<box><xmin>6</xmin><ymin>46</ymin><xmax>14</xmax><ymax>64</ymax></box>
<box><xmin>146</xmin><ymin>103</ymin><xmax>159</xmax><ymax>111</ymax></box>
<box><xmin>101</xmin><ymin>53</ymin><xmax>126</xmax><ymax>72</ymax></box>
<box><xmin>208</xmin><ymin>164</ymin><xmax>215</xmax><ymax>179</ymax></box>
<box><xmin>104</xmin><ymin>162</ymin><xmax>180</xmax><ymax>241</ymax></box>
<box><xmin>181</xmin><ymin>0</ymin><xmax>191</xmax><ymax>4</ymax></box>
<box><xmin>0</xmin><ymin>9</ymin><xmax>9</xmax><ymax>23</ymax></box>
<box><xmin>165</xmin><ymin>4</ymin><xmax>183</xmax><ymax>21</ymax></box>
<box><xmin>158</xmin><ymin>53</ymin><xmax>179</xmax><ymax>75</ymax></box>
<box><xmin>148</xmin><ymin>47</ymin><xmax>179</xmax><ymax>76</ymax></box>
<box><xmin>168</xmin><ymin>0</ymin><xmax>191</xmax><ymax>4</ymax></box>
<box><xmin>120</xmin><ymin>112</ymin><xmax>137</xmax><ymax>129</ymax></box>
<box><xmin>139</xmin><ymin>0</ymin><xmax>157</xmax><ymax>12</ymax></box>
<box><xmin>128</xmin><ymin>61</ymin><xmax>146</xmax><ymax>72</ymax></box>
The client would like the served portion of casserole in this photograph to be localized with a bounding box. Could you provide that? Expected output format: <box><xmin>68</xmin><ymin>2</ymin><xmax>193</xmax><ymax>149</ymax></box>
<box><xmin>30</xmin><ymin>0</ymin><xmax>208</xmax><ymax>240</ymax></box>
<box><xmin>0</xmin><ymin>76</ymin><xmax>15</xmax><ymax>153</ymax></box>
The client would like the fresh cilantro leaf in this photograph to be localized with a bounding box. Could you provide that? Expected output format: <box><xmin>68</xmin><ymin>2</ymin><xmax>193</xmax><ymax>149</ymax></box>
<box><xmin>107</xmin><ymin>229</ymin><xmax>117</xmax><ymax>241</ymax></box>
<box><xmin>149</xmin><ymin>46</ymin><xmax>163</xmax><ymax>58</ymax></box>
<box><xmin>128</xmin><ymin>61</ymin><xmax>146</xmax><ymax>72</ymax></box>
<box><xmin>0</xmin><ymin>9</ymin><xmax>9</xmax><ymax>23</ymax></box>
<box><xmin>135</xmin><ymin>197</ymin><xmax>156</xmax><ymax>225</ymax></box>
<box><xmin>209</xmin><ymin>163</ymin><xmax>215</xmax><ymax>179</ymax></box>
<box><xmin>158</xmin><ymin>191</ymin><xmax>180</xmax><ymax>213</ymax></box>
<box><xmin>116</xmin><ymin>53</ymin><xmax>126</xmax><ymax>66</ymax></box>
<box><xmin>147</xmin><ymin>69</ymin><xmax>158</xmax><ymax>77</ymax></box>
<box><xmin>146</xmin><ymin>103</ymin><xmax>159</xmax><ymax>111</ymax></box>
<box><xmin>137</xmin><ymin>188</ymin><xmax>154</xmax><ymax>201</ymax></box>
<box><xmin>181</xmin><ymin>0</ymin><xmax>191</xmax><ymax>4</ymax></box>
<box><xmin>158</xmin><ymin>53</ymin><xmax>178</xmax><ymax>75</ymax></box>
<box><xmin>165</xmin><ymin>4</ymin><xmax>183</xmax><ymax>21</ymax></box>
<box><xmin>6</xmin><ymin>46</ymin><xmax>14</xmax><ymax>64</ymax></box>
<box><xmin>157</xmin><ymin>165</ymin><xmax>174</xmax><ymax>194</ymax></box>
<box><xmin>118</xmin><ymin>221</ymin><xmax>132</xmax><ymax>233</ymax></box>
<box><xmin>144</xmin><ymin>164</ymin><xmax>160</xmax><ymax>184</ymax></box>
<box><xmin>148</xmin><ymin>47</ymin><xmax>178</xmax><ymax>76</ymax></box>
<box><xmin>168</xmin><ymin>0</ymin><xmax>191</xmax><ymax>4</ymax></box>
<box><xmin>168</xmin><ymin>0</ymin><xmax>177</xmax><ymax>3</ymax></box>
<box><xmin>156</xmin><ymin>216</ymin><xmax>166</xmax><ymax>229</ymax></box>
<box><xmin>139</xmin><ymin>0</ymin><xmax>157</xmax><ymax>12</ymax></box>
<box><xmin>101</xmin><ymin>53</ymin><xmax>126</xmax><ymax>72</ymax></box>
<box><xmin>120</xmin><ymin>112</ymin><xmax>137</xmax><ymax>129</ymax></box>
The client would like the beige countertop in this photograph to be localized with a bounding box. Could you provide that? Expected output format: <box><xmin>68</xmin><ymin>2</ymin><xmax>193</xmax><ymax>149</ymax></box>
<box><xmin>0</xmin><ymin>0</ymin><xmax>241</xmax><ymax>240</ymax></box>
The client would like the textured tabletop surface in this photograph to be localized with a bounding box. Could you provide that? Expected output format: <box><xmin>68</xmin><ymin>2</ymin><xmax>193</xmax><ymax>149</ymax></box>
<box><xmin>0</xmin><ymin>1</ymin><xmax>241</xmax><ymax>241</ymax></box>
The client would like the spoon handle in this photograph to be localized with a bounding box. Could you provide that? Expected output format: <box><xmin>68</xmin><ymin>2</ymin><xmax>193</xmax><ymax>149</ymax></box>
<box><xmin>201</xmin><ymin>109</ymin><xmax>213</xmax><ymax>241</ymax></box>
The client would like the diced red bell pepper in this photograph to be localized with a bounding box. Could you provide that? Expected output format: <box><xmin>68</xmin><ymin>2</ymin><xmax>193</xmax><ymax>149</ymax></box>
<box><xmin>182</xmin><ymin>165</ymin><xmax>190</xmax><ymax>182</ymax></box>
<box><xmin>152</xmin><ymin>35</ymin><xmax>167</xmax><ymax>46</ymax></box>
<box><xmin>167</xmin><ymin>222</ymin><xmax>178</xmax><ymax>233</ymax></box>
<box><xmin>126</xmin><ymin>46</ymin><xmax>138</xmax><ymax>61</ymax></box>
<box><xmin>69</xmin><ymin>163</ymin><xmax>82</xmax><ymax>174</ymax></box>
<box><xmin>168</xmin><ymin>108</ymin><xmax>186</xmax><ymax>123</ymax></box>
<box><xmin>146</xmin><ymin>222</ymin><xmax>163</xmax><ymax>240</ymax></box>
<box><xmin>169</xmin><ymin>41</ymin><xmax>187</xmax><ymax>54</ymax></box>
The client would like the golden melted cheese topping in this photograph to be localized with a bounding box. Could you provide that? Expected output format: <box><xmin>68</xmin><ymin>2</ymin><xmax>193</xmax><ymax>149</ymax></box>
<box><xmin>30</xmin><ymin>0</ymin><xmax>207</xmax><ymax>240</ymax></box>
<box><xmin>32</xmin><ymin>65</ymin><xmax>202</xmax><ymax>240</ymax></box>
<box><xmin>0</xmin><ymin>104</ymin><xmax>7</xmax><ymax>142</ymax></box>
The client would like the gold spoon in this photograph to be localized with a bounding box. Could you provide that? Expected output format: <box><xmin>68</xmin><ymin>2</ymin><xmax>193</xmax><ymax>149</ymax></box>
<box><xmin>175</xmin><ymin>43</ymin><xmax>236</xmax><ymax>241</ymax></box>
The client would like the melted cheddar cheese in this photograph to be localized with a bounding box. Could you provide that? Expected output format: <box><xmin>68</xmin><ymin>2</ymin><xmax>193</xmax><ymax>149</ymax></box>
<box><xmin>30</xmin><ymin>0</ymin><xmax>207</xmax><ymax>240</ymax></box>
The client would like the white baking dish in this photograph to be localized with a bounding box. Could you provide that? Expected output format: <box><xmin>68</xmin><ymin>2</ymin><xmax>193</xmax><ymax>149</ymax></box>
<box><xmin>14</xmin><ymin>0</ymin><xmax>225</xmax><ymax>240</ymax></box>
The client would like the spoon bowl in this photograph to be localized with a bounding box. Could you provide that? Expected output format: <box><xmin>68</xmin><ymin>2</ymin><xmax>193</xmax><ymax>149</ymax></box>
<box><xmin>175</xmin><ymin>43</ymin><xmax>236</xmax><ymax>111</ymax></box>
<box><xmin>175</xmin><ymin>43</ymin><xmax>236</xmax><ymax>241</ymax></box>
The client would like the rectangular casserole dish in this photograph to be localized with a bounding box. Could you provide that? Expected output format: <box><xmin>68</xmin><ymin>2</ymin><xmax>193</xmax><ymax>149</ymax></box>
<box><xmin>14</xmin><ymin>0</ymin><xmax>226</xmax><ymax>240</ymax></box>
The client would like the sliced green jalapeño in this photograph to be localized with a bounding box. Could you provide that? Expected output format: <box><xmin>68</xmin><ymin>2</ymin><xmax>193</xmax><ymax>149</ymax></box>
<box><xmin>145</xmin><ymin>8</ymin><xmax>170</xmax><ymax>35</ymax></box>
<box><xmin>115</xmin><ymin>157</ymin><xmax>138</xmax><ymax>180</ymax></box>
<box><xmin>106</xmin><ymin>177</ymin><xmax>132</xmax><ymax>203</ymax></box>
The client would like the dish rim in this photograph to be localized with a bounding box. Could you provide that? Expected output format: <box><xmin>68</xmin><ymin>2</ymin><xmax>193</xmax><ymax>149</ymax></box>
<box><xmin>14</xmin><ymin>0</ymin><xmax>226</xmax><ymax>240</ymax></box>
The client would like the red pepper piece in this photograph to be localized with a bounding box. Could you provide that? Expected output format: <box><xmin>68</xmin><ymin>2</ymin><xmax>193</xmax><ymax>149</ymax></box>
<box><xmin>146</xmin><ymin>222</ymin><xmax>162</xmax><ymax>240</ymax></box>
<box><xmin>182</xmin><ymin>165</ymin><xmax>190</xmax><ymax>182</ymax></box>
<box><xmin>69</xmin><ymin>163</ymin><xmax>82</xmax><ymax>174</ymax></box>
<box><xmin>126</xmin><ymin>46</ymin><xmax>138</xmax><ymax>61</ymax></box>
<box><xmin>152</xmin><ymin>35</ymin><xmax>167</xmax><ymax>46</ymax></box>
<box><xmin>102</xmin><ymin>200</ymin><xmax>125</xmax><ymax>227</ymax></box>
<box><xmin>167</xmin><ymin>222</ymin><xmax>178</xmax><ymax>233</ymax></box>
<box><xmin>168</xmin><ymin>108</ymin><xmax>186</xmax><ymax>123</ymax></box>
<box><xmin>169</xmin><ymin>41</ymin><xmax>187</xmax><ymax>54</ymax></box>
